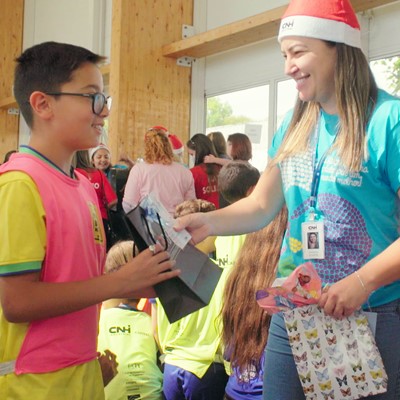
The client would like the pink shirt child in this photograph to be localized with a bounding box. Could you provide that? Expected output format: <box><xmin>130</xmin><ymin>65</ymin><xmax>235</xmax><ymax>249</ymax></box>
<box><xmin>123</xmin><ymin>161</ymin><xmax>196</xmax><ymax>216</ymax></box>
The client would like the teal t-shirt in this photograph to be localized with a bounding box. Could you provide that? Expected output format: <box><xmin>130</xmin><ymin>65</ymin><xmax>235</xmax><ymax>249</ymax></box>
<box><xmin>270</xmin><ymin>89</ymin><xmax>400</xmax><ymax>307</ymax></box>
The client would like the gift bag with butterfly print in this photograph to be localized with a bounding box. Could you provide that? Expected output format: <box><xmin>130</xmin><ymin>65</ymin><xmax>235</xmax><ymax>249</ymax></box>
<box><xmin>284</xmin><ymin>304</ymin><xmax>387</xmax><ymax>400</ymax></box>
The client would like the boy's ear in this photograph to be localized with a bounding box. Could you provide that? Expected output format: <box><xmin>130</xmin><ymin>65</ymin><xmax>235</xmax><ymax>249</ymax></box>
<box><xmin>246</xmin><ymin>185</ymin><xmax>256</xmax><ymax>197</ymax></box>
<box><xmin>29</xmin><ymin>91</ymin><xmax>54</xmax><ymax>120</ymax></box>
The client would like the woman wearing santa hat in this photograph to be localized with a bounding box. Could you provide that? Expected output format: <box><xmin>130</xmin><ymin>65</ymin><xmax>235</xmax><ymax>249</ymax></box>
<box><xmin>175</xmin><ymin>0</ymin><xmax>400</xmax><ymax>398</ymax></box>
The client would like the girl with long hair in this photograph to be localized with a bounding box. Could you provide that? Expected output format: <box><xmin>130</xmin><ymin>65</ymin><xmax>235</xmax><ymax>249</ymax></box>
<box><xmin>207</xmin><ymin>131</ymin><xmax>229</xmax><ymax>159</ymax></box>
<box><xmin>222</xmin><ymin>208</ymin><xmax>288</xmax><ymax>400</ymax></box>
<box><xmin>204</xmin><ymin>133</ymin><xmax>253</xmax><ymax>167</ymax></box>
<box><xmin>186</xmin><ymin>133</ymin><xmax>222</xmax><ymax>208</ymax></box>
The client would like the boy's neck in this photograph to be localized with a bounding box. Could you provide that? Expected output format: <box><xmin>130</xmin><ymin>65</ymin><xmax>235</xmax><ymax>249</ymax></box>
<box><xmin>27</xmin><ymin>137</ymin><xmax>75</xmax><ymax>177</ymax></box>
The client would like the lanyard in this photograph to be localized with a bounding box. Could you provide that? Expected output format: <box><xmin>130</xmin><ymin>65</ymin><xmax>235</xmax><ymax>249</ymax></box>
<box><xmin>309</xmin><ymin>113</ymin><xmax>337</xmax><ymax>220</ymax></box>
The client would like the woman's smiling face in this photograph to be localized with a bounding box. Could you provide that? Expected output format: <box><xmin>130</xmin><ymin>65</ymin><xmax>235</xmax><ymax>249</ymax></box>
<box><xmin>281</xmin><ymin>37</ymin><xmax>338</xmax><ymax>114</ymax></box>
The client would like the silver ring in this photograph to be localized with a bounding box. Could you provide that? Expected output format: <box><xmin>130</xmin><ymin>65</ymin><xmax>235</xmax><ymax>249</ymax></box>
<box><xmin>148</xmin><ymin>244</ymin><xmax>156</xmax><ymax>255</ymax></box>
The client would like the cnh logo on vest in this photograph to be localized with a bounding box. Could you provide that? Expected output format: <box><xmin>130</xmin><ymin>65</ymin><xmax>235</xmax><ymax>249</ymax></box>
<box><xmin>109</xmin><ymin>325</ymin><xmax>131</xmax><ymax>334</ymax></box>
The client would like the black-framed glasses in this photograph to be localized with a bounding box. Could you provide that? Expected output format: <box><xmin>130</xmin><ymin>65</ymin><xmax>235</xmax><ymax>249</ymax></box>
<box><xmin>44</xmin><ymin>92</ymin><xmax>112</xmax><ymax>116</ymax></box>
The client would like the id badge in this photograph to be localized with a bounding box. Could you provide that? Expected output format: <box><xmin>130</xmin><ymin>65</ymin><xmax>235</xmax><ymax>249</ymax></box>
<box><xmin>302</xmin><ymin>220</ymin><xmax>325</xmax><ymax>259</ymax></box>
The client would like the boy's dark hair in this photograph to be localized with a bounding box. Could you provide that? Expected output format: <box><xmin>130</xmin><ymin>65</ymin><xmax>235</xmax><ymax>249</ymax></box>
<box><xmin>14</xmin><ymin>41</ymin><xmax>106</xmax><ymax>128</ymax></box>
<box><xmin>218</xmin><ymin>160</ymin><xmax>260</xmax><ymax>204</ymax></box>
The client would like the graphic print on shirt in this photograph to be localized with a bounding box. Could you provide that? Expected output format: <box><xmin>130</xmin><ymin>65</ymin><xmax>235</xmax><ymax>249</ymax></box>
<box><xmin>279</xmin><ymin>151</ymin><xmax>372</xmax><ymax>282</ymax></box>
<box><xmin>88</xmin><ymin>201</ymin><xmax>104</xmax><ymax>244</ymax></box>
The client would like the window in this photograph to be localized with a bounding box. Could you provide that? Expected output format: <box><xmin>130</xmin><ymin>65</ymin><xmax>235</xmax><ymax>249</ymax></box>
<box><xmin>206</xmin><ymin>85</ymin><xmax>269</xmax><ymax>171</ymax></box>
<box><xmin>276</xmin><ymin>79</ymin><xmax>297</xmax><ymax>128</ymax></box>
<box><xmin>370</xmin><ymin>56</ymin><xmax>400</xmax><ymax>96</ymax></box>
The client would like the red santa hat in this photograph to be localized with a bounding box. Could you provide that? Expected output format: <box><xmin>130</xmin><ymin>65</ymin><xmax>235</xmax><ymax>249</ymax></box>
<box><xmin>168</xmin><ymin>134</ymin><xmax>184</xmax><ymax>155</ymax></box>
<box><xmin>278</xmin><ymin>0</ymin><xmax>361</xmax><ymax>49</ymax></box>
<box><xmin>152</xmin><ymin>125</ymin><xmax>169</xmax><ymax>134</ymax></box>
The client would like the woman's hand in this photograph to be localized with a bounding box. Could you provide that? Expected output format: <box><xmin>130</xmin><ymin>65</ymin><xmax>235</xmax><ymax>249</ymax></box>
<box><xmin>318</xmin><ymin>271</ymin><xmax>371</xmax><ymax>319</ymax></box>
<box><xmin>174</xmin><ymin>212</ymin><xmax>212</xmax><ymax>245</ymax></box>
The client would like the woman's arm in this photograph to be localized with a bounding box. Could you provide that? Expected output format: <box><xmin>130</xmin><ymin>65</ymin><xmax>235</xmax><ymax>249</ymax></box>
<box><xmin>175</xmin><ymin>165</ymin><xmax>285</xmax><ymax>243</ymax></box>
<box><xmin>204</xmin><ymin>154</ymin><xmax>230</xmax><ymax>166</ymax></box>
<box><xmin>319</xmin><ymin>237</ymin><xmax>400</xmax><ymax>319</ymax></box>
<box><xmin>319</xmin><ymin>188</ymin><xmax>400</xmax><ymax>318</ymax></box>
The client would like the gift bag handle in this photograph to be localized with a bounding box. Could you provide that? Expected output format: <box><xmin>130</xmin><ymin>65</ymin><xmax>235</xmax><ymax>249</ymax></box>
<box><xmin>141</xmin><ymin>211</ymin><xmax>169</xmax><ymax>251</ymax></box>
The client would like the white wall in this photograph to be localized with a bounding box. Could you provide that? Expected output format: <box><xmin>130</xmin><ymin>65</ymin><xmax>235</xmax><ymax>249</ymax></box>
<box><xmin>19</xmin><ymin>0</ymin><xmax>112</xmax><ymax>144</ymax></box>
<box><xmin>23</xmin><ymin>0</ymin><xmax>109</xmax><ymax>54</ymax></box>
<box><xmin>205</xmin><ymin>0</ymin><xmax>288</xmax><ymax>30</ymax></box>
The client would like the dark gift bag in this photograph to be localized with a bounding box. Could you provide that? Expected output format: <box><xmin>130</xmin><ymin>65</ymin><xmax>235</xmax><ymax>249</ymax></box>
<box><xmin>124</xmin><ymin>200</ymin><xmax>222</xmax><ymax>323</ymax></box>
<box><xmin>107</xmin><ymin>204</ymin><xmax>132</xmax><ymax>247</ymax></box>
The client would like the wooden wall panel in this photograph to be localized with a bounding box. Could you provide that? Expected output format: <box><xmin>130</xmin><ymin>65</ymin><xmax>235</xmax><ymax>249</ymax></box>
<box><xmin>108</xmin><ymin>0</ymin><xmax>193</xmax><ymax>161</ymax></box>
<box><xmin>0</xmin><ymin>0</ymin><xmax>23</xmax><ymax>162</ymax></box>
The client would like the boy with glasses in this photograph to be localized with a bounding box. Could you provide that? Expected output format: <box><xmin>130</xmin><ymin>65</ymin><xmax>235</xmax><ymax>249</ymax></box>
<box><xmin>0</xmin><ymin>41</ymin><xmax>179</xmax><ymax>400</ymax></box>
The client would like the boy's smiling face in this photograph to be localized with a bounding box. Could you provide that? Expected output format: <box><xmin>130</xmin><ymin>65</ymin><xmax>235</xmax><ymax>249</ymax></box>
<box><xmin>49</xmin><ymin>62</ymin><xmax>108</xmax><ymax>151</ymax></box>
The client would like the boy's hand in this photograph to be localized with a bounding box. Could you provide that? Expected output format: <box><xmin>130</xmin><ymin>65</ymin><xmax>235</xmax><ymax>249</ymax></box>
<box><xmin>174</xmin><ymin>213</ymin><xmax>211</xmax><ymax>245</ymax></box>
<box><xmin>98</xmin><ymin>349</ymin><xmax>118</xmax><ymax>387</ymax></box>
<box><xmin>116</xmin><ymin>244</ymin><xmax>180</xmax><ymax>298</ymax></box>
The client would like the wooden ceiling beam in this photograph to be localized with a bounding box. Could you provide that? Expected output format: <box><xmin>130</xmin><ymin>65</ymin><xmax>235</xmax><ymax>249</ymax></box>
<box><xmin>162</xmin><ymin>0</ymin><xmax>399</xmax><ymax>59</ymax></box>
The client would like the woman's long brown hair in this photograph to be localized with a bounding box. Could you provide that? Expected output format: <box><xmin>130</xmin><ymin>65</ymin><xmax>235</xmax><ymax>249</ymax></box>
<box><xmin>273</xmin><ymin>43</ymin><xmax>378</xmax><ymax>172</ymax></box>
<box><xmin>221</xmin><ymin>207</ymin><xmax>288</xmax><ymax>375</ymax></box>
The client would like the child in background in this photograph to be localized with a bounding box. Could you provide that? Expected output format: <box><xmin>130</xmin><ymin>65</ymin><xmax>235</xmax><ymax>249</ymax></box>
<box><xmin>155</xmin><ymin>198</ymin><xmax>228</xmax><ymax>400</ymax></box>
<box><xmin>98</xmin><ymin>241</ymin><xmax>163</xmax><ymax>400</ymax></box>
<box><xmin>214</xmin><ymin>161</ymin><xmax>260</xmax><ymax>269</ymax></box>
<box><xmin>123</xmin><ymin>128</ymin><xmax>195</xmax><ymax>217</ymax></box>
<box><xmin>174</xmin><ymin>199</ymin><xmax>217</xmax><ymax>256</ymax></box>
<box><xmin>75</xmin><ymin>150</ymin><xmax>117</xmax><ymax>250</ymax></box>
<box><xmin>186</xmin><ymin>134</ymin><xmax>221</xmax><ymax>208</ymax></box>
<box><xmin>90</xmin><ymin>143</ymin><xmax>113</xmax><ymax>177</ymax></box>
<box><xmin>89</xmin><ymin>143</ymin><xmax>134</xmax><ymax>182</ymax></box>
<box><xmin>152</xmin><ymin>125</ymin><xmax>186</xmax><ymax>165</ymax></box>
<box><xmin>0</xmin><ymin>41</ymin><xmax>178</xmax><ymax>400</ymax></box>
<box><xmin>207</xmin><ymin>131</ymin><xmax>229</xmax><ymax>160</ymax></box>
<box><xmin>184</xmin><ymin>161</ymin><xmax>284</xmax><ymax>399</ymax></box>
<box><xmin>222</xmin><ymin>207</ymin><xmax>287</xmax><ymax>400</ymax></box>
<box><xmin>157</xmin><ymin>163</ymin><xmax>262</xmax><ymax>399</ymax></box>
<box><xmin>204</xmin><ymin>133</ymin><xmax>252</xmax><ymax>167</ymax></box>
